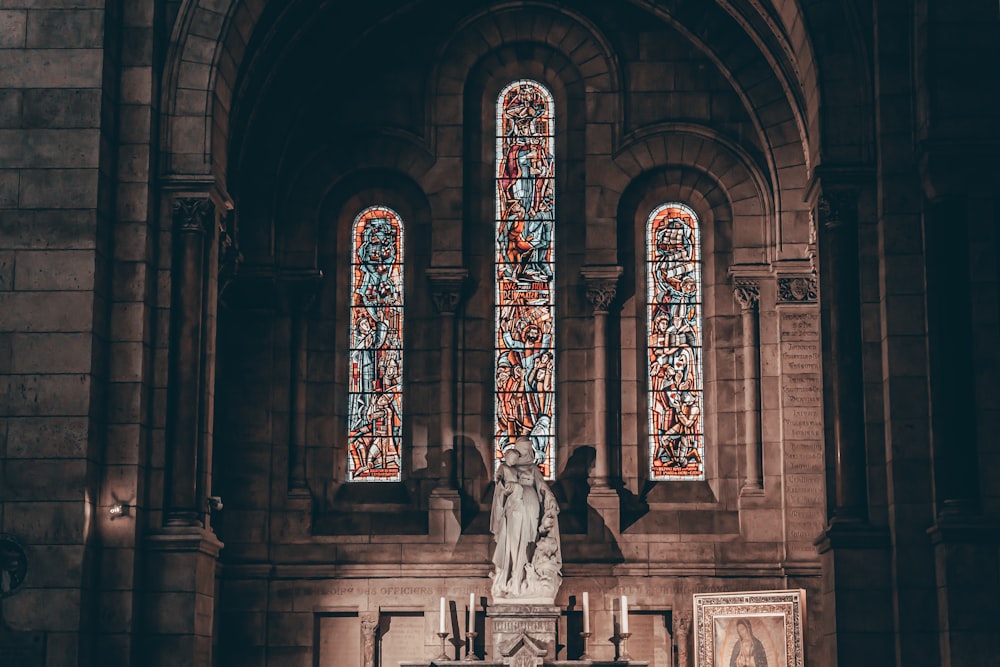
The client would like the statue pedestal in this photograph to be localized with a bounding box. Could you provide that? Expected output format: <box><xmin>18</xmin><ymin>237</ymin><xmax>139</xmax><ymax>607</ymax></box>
<box><xmin>488</xmin><ymin>604</ymin><xmax>559</xmax><ymax>665</ymax></box>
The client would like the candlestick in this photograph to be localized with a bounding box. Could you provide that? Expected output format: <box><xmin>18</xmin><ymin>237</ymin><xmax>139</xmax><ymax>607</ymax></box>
<box><xmin>579</xmin><ymin>631</ymin><xmax>592</xmax><ymax>660</ymax></box>
<box><xmin>582</xmin><ymin>592</ymin><xmax>590</xmax><ymax>634</ymax></box>
<box><xmin>462</xmin><ymin>630</ymin><xmax>481</xmax><ymax>661</ymax></box>
<box><xmin>439</xmin><ymin>596</ymin><xmax>446</xmax><ymax>634</ymax></box>
<box><xmin>435</xmin><ymin>631</ymin><xmax>450</xmax><ymax>661</ymax></box>
<box><xmin>618</xmin><ymin>631</ymin><xmax>633</xmax><ymax>662</ymax></box>
<box><xmin>621</xmin><ymin>595</ymin><xmax>629</xmax><ymax>634</ymax></box>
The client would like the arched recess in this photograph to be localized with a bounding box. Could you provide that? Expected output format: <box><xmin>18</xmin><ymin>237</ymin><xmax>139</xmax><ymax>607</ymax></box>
<box><xmin>613</xmin><ymin>129</ymin><xmax>772</xmax><ymax>505</ymax></box>
<box><xmin>459</xmin><ymin>41</ymin><xmax>588</xmax><ymax>497</ymax></box>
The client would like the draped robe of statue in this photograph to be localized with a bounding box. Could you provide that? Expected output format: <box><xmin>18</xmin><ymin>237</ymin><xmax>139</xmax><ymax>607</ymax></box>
<box><xmin>490</xmin><ymin>437</ymin><xmax>562</xmax><ymax>604</ymax></box>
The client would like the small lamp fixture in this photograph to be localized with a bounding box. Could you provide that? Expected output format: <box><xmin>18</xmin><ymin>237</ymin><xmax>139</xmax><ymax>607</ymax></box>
<box><xmin>109</xmin><ymin>501</ymin><xmax>131</xmax><ymax>519</ymax></box>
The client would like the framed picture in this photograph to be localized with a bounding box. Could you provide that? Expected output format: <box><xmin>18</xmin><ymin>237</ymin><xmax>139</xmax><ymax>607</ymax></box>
<box><xmin>692</xmin><ymin>589</ymin><xmax>805</xmax><ymax>667</ymax></box>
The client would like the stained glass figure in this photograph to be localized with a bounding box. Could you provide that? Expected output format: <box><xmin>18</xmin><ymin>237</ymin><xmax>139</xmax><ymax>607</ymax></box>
<box><xmin>646</xmin><ymin>203</ymin><xmax>704</xmax><ymax>480</ymax></box>
<box><xmin>495</xmin><ymin>80</ymin><xmax>556</xmax><ymax>480</ymax></box>
<box><xmin>348</xmin><ymin>205</ymin><xmax>404</xmax><ymax>482</ymax></box>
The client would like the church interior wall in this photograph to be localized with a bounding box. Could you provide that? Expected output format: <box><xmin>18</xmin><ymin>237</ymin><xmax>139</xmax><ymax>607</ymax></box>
<box><xmin>1</xmin><ymin>1</ymin><xmax>998</xmax><ymax>666</ymax></box>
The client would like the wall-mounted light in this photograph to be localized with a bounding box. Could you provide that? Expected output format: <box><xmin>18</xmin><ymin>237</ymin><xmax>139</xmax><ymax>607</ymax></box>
<box><xmin>109</xmin><ymin>501</ymin><xmax>131</xmax><ymax>519</ymax></box>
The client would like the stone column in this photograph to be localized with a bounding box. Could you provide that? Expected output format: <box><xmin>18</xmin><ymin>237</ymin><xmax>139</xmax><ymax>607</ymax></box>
<box><xmin>812</xmin><ymin>185</ymin><xmax>892</xmax><ymax>667</ymax></box>
<box><xmin>145</xmin><ymin>194</ymin><xmax>223</xmax><ymax>667</ymax></box>
<box><xmin>817</xmin><ymin>191</ymin><xmax>868</xmax><ymax>522</ymax></box>
<box><xmin>675</xmin><ymin>613</ymin><xmax>690</xmax><ymax>667</ymax></box>
<box><xmin>280</xmin><ymin>271</ymin><xmax>323</xmax><ymax>496</ymax></box>
<box><xmin>426</xmin><ymin>267</ymin><xmax>467</xmax><ymax>544</ymax></box>
<box><xmin>581</xmin><ymin>266</ymin><xmax>623</xmax><ymax>487</ymax></box>
<box><xmin>361</xmin><ymin>613</ymin><xmax>378</xmax><ymax>667</ymax></box>
<box><xmin>733</xmin><ymin>278</ymin><xmax>763</xmax><ymax>495</ymax></box>
<box><xmin>426</xmin><ymin>267</ymin><xmax>468</xmax><ymax>489</ymax></box>
<box><xmin>165</xmin><ymin>196</ymin><xmax>213</xmax><ymax>526</ymax></box>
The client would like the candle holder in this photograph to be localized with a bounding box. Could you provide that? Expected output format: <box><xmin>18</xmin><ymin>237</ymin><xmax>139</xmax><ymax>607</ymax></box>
<box><xmin>462</xmin><ymin>630</ymin><xmax>481</xmax><ymax>661</ymax></box>
<box><xmin>617</xmin><ymin>631</ymin><xmax>633</xmax><ymax>662</ymax></box>
<box><xmin>435</xmin><ymin>631</ymin><xmax>451</xmax><ymax>661</ymax></box>
<box><xmin>579</xmin><ymin>631</ymin><xmax>592</xmax><ymax>660</ymax></box>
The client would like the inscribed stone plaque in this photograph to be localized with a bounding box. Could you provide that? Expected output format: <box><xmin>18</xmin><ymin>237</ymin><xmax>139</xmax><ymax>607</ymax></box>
<box><xmin>784</xmin><ymin>474</ymin><xmax>824</xmax><ymax>507</ymax></box>
<box><xmin>780</xmin><ymin>342</ymin><xmax>820</xmax><ymax>373</ymax></box>
<box><xmin>783</xmin><ymin>441</ymin><xmax>824</xmax><ymax>473</ymax></box>
<box><xmin>627</xmin><ymin>612</ymin><xmax>673</xmax><ymax>667</ymax></box>
<box><xmin>317</xmin><ymin>614</ymin><xmax>360</xmax><ymax>667</ymax></box>
<box><xmin>378</xmin><ymin>613</ymin><xmax>425</xmax><ymax>666</ymax></box>
<box><xmin>780</xmin><ymin>376</ymin><xmax>820</xmax><ymax>407</ymax></box>
<box><xmin>778</xmin><ymin>312</ymin><xmax>819</xmax><ymax>341</ymax></box>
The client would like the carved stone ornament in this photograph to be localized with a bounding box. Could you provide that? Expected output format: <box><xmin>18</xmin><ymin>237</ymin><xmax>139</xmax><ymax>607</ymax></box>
<box><xmin>0</xmin><ymin>534</ymin><xmax>27</xmax><ymax>599</ymax></box>
<box><xmin>172</xmin><ymin>197</ymin><xmax>214</xmax><ymax>234</ymax></box>
<box><xmin>817</xmin><ymin>190</ymin><xmax>858</xmax><ymax>229</ymax></box>
<box><xmin>426</xmin><ymin>267</ymin><xmax>468</xmax><ymax>314</ymax></box>
<box><xmin>676</xmin><ymin>612</ymin><xmax>691</xmax><ymax>667</ymax></box>
<box><xmin>218</xmin><ymin>209</ymin><xmax>242</xmax><ymax>279</ymax></box>
<box><xmin>360</xmin><ymin>613</ymin><xmax>378</xmax><ymax>667</ymax></box>
<box><xmin>732</xmin><ymin>279</ymin><xmax>760</xmax><ymax>311</ymax></box>
<box><xmin>584</xmin><ymin>280</ymin><xmax>618</xmax><ymax>313</ymax></box>
<box><xmin>778</xmin><ymin>275</ymin><xmax>818</xmax><ymax>303</ymax></box>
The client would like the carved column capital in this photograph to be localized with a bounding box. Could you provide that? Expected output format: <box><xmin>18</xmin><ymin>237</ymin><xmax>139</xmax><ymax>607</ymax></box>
<box><xmin>580</xmin><ymin>265</ymin><xmax>623</xmax><ymax>314</ymax></box>
<box><xmin>426</xmin><ymin>267</ymin><xmax>468</xmax><ymax>314</ymax></box>
<box><xmin>817</xmin><ymin>189</ymin><xmax>859</xmax><ymax>231</ymax></box>
<box><xmin>777</xmin><ymin>274</ymin><xmax>818</xmax><ymax>303</ymax></box>
<box><xmin>172</xmin><ymin>197</ymin><xmax>214</xmax><ymax>234</ymax></box>
<box><xmin>277</xmin><ymin>269</ymin><xmax>324</xmax><ymax>315</ymax></box>
<box><xmin>732</xmin><ymin>278</ymin><xmax>760</xmax><ymax>311</ymax></box>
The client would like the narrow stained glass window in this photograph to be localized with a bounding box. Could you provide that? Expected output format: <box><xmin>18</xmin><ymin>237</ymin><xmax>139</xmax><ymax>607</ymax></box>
<box><xmin>348</xmin><ymin>205</ymin><xmax>404</xmax><ymax>482</ymax></box>
<box><xmin>646</xmin><ymin>203</ymin><xmax>704</xmax><ymax>480</ymax></box>
<box><xmin>494</xmin><ymin>80</ymin><xmax>556</xmax><ymax>480</ymax></box>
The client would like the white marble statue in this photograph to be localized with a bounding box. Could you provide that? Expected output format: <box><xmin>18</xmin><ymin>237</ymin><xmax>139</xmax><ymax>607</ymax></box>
<box><xmin>490</xmin><ymin>436</ymin><xmax>562</xmax><ymax>604</ymax></box>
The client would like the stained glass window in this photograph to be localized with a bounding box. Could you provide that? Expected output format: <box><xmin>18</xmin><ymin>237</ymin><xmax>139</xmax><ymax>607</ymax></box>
<box><xmin>494</xmin><ymin>80</ymin><xmax>556</xmax><ymax>480</ymax></box>
<box><xmin>348</xmin><ymin>205</ymin><xmax>404</xmax><ymax>482</ymax></box>
<box><xmin>646</xmin><ymin>203</ymin><xmax>704</xmax><ymax>480</ymax></box>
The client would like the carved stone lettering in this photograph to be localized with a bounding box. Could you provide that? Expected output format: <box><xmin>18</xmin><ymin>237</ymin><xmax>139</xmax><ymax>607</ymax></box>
<box><xmin>781</xmin><ymin>380</ymin><xmax>821</xmax><ymax>407</ymax></box>
<box><xmin>783</xmin><ymin>416</ymin><xmax>824</xmax><ymax>440</ymax></box>
<box><xmin>784</xmin><ymin>442</ymin><xmax>825</xmax><ymax>473</ymax></box>
<box><xmin>781</xmin><ymin>342</ymin><xmax>821</xmax><ymax>374</ymax></box>
<box><xmin>779</xmin><ymin>312</ymin><xmax>819</xmax><ymax>341</ymax></box>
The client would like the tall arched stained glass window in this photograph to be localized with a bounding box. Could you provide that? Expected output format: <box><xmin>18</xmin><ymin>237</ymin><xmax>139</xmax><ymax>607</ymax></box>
<box><xmin>348</xmin><ymin>205</ymin><xmax>404</xmax><ymax>482</ymax></box>
<box><xmin>646</xmin><ymin>203</ymin><xmax>704</xmax><ymax>480</ymax></box>
<box><xmin>494</xmin><ymin>80</ymin><xmax>556</xmax><ymax>480</ymax></box>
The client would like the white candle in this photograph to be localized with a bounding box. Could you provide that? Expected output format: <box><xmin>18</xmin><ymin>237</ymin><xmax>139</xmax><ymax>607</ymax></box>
<box><xmin>582</xmin><ymin>592</ymin><xmax>590</xmax><ymax>634</ymax></box>
<box><xmin>621</xmin><ymin>595</ymin><xmax>629</xmax><ymax>634</ymax></box>
<box><xmin>439</xmin><ymin>596</ymin><xmax>446</xmax><ymax>634</ymax></box>
<box><xmin>468</xmin><ymin>593</ymin><xmax>475</xmax><ymax>632</ymax></box>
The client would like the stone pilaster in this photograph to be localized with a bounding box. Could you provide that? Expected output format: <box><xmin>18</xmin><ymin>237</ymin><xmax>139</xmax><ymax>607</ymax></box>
<box><xmin>732</xmin><ymin>278</ymin><xmax>763</xmax><ymax>495</ymax></box>
<box><xmin>278</xmin><ymin>270</ymin><xmax>323</xmax><ymax>496</ymax></box>
<box><xmin>165</xmin><ymin>196</ymin><xmax>214</xmax><ymax>527</ymax></box>
<box><xmin>426</xmin><ymin>267</ymin><xmax>467</xmax><ymax>543</ymax></box>
<box><xmin>816</xmin><ymin>191</ymin><xmax>867</xmax><ymax>522</ymax></box>
<box><xmin>581</xmin><ymin>266</ymin><xmax>623</xmax><ymax>539</ymax></box>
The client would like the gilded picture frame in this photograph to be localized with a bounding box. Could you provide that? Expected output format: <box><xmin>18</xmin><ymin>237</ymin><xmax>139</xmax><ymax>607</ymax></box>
<box><xmin>693</xmin><ymin>589</ymin><xmax>805</xmax><ymax>667</ymax></box>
